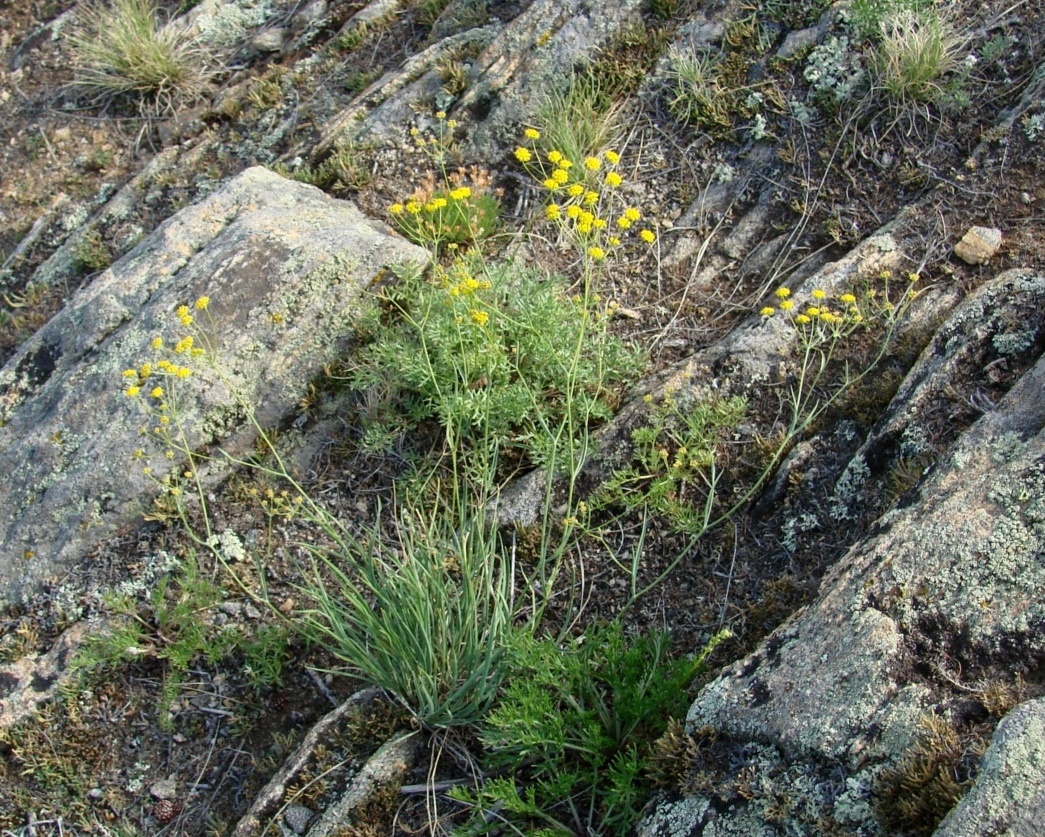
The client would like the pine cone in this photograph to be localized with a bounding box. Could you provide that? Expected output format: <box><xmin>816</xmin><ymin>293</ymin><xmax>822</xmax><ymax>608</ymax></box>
<box><xmin>153</xmin><ymin>798</ymin><xmax>183</xmax><ymax>825</ymax></box>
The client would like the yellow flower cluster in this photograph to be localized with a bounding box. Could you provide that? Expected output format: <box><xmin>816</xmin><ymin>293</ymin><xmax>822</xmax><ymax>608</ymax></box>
<box><xmin>759</xmin><ymin>285</ymin><xmax>867</xmax><ymax>338</ymax></box>
<box><xmin>513</xmin><ymin>132</ymin><xmax>657</xmax><ymax>263</ymax></box>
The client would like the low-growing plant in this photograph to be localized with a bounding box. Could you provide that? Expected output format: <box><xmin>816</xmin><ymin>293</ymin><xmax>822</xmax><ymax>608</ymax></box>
<box><xmin>349</xmin><ymin>256</ymin><xmax>644</xmax><ymax>474</ymax></box>
<box><xmin>846</xmin><ymin>0</ymin><xmax>935</xmax><ymax>43</ymax></box>
<box><xmin>450</xmin><ymin>623</ymin><xmax>728</xmax><ymax>835</ymax></box>
<box><xmin>67</xmin><ymin>0</ymin><xmax>214</xmax><ymax>114</ymax></box>
<box><xmin>533</xmin><ymin>75</ymin><xmax>625</xmax><ymax>173</ymax></box>
<box><xmin>590</xmin><ymin>390</ymin><xmax>748</xmax><ymax>536</ymax></box>
<box><xmin>388</xmin><ymin>171</ymin><xmax>500</xmax><ymax>252</ymax></box>
<box><xmin>872</xmin><ymin>9</ymin><xmax>964</xmax><ymax>105</ymax></box>
<box><xmin>72</xmin><ymin>553</ymin><xmax>288</xmax><ymax>728</ymax></box>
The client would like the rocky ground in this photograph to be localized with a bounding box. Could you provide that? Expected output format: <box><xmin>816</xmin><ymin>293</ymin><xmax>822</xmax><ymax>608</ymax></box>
<box><xmin>0</xmin><ymin>0</ymin><xmax>1044</xmax><ymax>834</ymax></box>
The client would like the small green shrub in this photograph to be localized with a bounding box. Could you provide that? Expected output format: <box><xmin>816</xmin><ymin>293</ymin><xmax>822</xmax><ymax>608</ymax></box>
<box><xmin>590</xmin><ymin>390</ymin><xmax>748</xmax><ymax>535</ymax></box>
<box><xmin>67</xmin><ymin>0</ymin><xmax>212</xmax><ymax>113</ymax></box>
<box><xmin>450</xmin><ymin>623</ymin><xmax>727</xmax><ymax>835</ymax></box>
<box><xmin>846</xmin><ymin>0</ymin><xmax>935</xmax><ymax>43</ymax></box>
<box><xmin>349</xmin><ymin>258</ymin><xmax>644</xmax><ymax>471</ymax></box>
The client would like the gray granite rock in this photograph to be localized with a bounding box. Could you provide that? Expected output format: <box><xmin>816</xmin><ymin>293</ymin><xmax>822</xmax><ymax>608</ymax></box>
<box><xmin>0</xmin><ymin>167</ymin><xmax>425</xmax><ymax>606</ymax></box>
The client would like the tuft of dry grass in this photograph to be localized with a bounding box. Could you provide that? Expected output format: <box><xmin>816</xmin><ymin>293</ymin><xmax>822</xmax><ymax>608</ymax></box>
<box><xmin>67</xmin><ymin>0</ymin><xmax>214</xmax><ymax>114</ymax></box>
<box><xmin>873</xmin><ymin>9</ymin><xmax>963</xmax><ymax>104</ymax></box>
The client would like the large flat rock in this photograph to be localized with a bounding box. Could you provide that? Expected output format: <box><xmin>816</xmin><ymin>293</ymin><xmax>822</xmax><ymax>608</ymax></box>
<box><xmin>0</xmin><ymin>167</ymin><xmax>425</xmax><ymax>606</ymax></box>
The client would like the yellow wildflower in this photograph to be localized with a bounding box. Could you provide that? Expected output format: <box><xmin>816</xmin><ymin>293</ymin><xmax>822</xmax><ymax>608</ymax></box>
<box><xmin>639</xmin><ymin>229</ymin><xmax>656</xmax><ymax>243</ymax></box>
<box><xmin>436</xmin><ymin>110</ymin><xmax>447</xmax><ymax>119</ymax></box>
<box><xmin>565</xmin><ymin>205</ymin><xmax>582</xmax><ymax>219</ymax></box>
<box><xmin>514</xmin><ymin>147</ymin><xmax>532</xmax><ymax>163</ymax></box>
<box><xmin>545</xmin><ymin>203</ymin><xmax>562</xmax><ymax>220</ymax></box>
<box><xmin>151</xmin><ymin>336</ymin><xmax>164</xmax><ymax>350</ymax></box>
<box><xmin>605</xmin><ymin>150</ymin><xmax>620</xmax><ymax>164</ymax></box>
<box><xmin>811</xmin><ymin>289</ymin><xmax>826</xmax><ymax>300</ymax></box>
<box><xmin>405</xmin><ymin>201</ymin><xmax>422</xmax><ymax>214</ymax></box>
<box><xmin>175</xmin><ymin>366</ymin><xmax>192</xmax><ymax>378</ymax></box>
<box><xmin>761</xmin><ymin>306</ymin><xmax>776</xmax><ymax>317</ymax></box>
<box><xmin>150</xmin><ymin>386</ymin><xmax>163</xmax><ymax>399</ymax></box>
<box><xmin>775</xmin><ymin>287</ymin><xmax>791</xmax><ymax>299</ymax></box>
<box><xmin>524</xmin><ymin>128</ymin><xmax>540</xmax><ymax>140</ymax></box>
<box><xmin>470</xmin><ymin>309</ymin><xmax>489</xmax><ymax>326</ymax></box>
<box><xmin>587</xmin><ymin>246</ymin><xmax>606</xmax><ymax>260</ymax></box>
<box><xmin>122</xmin><ymin>368</ymin><xmax>137</xmax><ymax>379</ymax></box>
<box><xmin>176</xmin><ymin>305</ymin><xmax>190</xmax><ymax>319</ymax></box>
<box><xmin>780</xmin><ymin>300</ymin><xmax>794</xmax><ymax>311</ymax></box>
<box><xmin>389</xmin><ymin>203</ymin><xmax>405</xmax><ymax>214</ymax></box>
<box><xmin>806</xmin><ymin>307</ymin><xmax>821</xmax><ymax>317</ymax></box>
<box><xmin>174</xmin><ymin>336</ymin><xmax>194</xmax><ymax>354</ymax></box>
<box><xmin>125</xmin><ymin>386</ymin><xmax>141</xmax><ymax>397</ymax></box>
<box><xmin>624</xmin><ymin>207</ymin><xmax>641</xmax><ymax>222</ymax></box>
<box><xmin>544</xmin><ymin>178</ymin><xmax>559</xmax><ymax>190</ymax></box>
<box><xmin>583</xmin><ymin>190</ymin><xmax>599</xmax><ymax>206</ymax></box>
<box><xmin>608</xmin><ymin>235</ymin><xmax>621</xmax><ymax>246</ymax></box>
<box><xmin>593</xmin><ymin>218</ymin><xmax>607</xmax><ymax>229</ymax></box>
<box><xmin>839</xmin><ymin>293</ymin><xmax>857</xmax><ymax>305</ymax></box>
<box><xmin>449</xmin><ymin>186</ymin><xmax>472</xmax><ymax>200</ymax></box>
<box><xmin>795</xmin><ymin>314</ymin><xmax>811</xmax><ymax>325</ymax></box>
<box><xmin>584</xmin><ymin>156</ymin><xmax>601</xmax><ymax>171</ymax></box>
<box><xmin>616</xmin><ymin>216</ymin><xmax>632</xmax><ymax>230</ymax></box>
<box><xmin>552</xmin><ymin>168</ymin><xmax>569</xmax><ymax>185</ymax></box>
<box><xmin>567</xmin><ymin>183</ymin><xmax>584</xmax><ymax>197</ymax></box>
<box><xmin>195</xmin><ymin>295</ymin><xmax>210</xmax><ymax>310</ymax></box>
<box><xmin>604</xmin><ymin>171</ymin><xmax>622</xmax><ymax>187</ymax></box>
<box><xmin>547</xmin><ymin>150</ymin><xmax>563</xmax><ymax>164</ymax></box>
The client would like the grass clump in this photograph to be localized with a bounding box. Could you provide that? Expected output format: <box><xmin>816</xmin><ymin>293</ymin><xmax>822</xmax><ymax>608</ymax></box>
<box><xmin>872</xmin><ymin>9</ymin><xmax>964</xmax><ymax>104</ymax></box>
<box><xmin>296</xmin><ymin>497</ymin><xmax>513</xmax><ymax>729</ymax></box>
<box><xmin>533</xmin><ymin>75</ymin><xmax>625</xmax><ymax>173</ymax></box>
<box><xmin>67</xmin><ymin>0</ymin><xmax>213</xmax><ymax>114</ymax></box>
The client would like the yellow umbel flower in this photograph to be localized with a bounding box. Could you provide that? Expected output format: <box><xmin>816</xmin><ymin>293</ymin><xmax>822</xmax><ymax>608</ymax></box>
<box><xmin>811</xmin><ymin>289</ymin><xmax>826</xmax><ymax>300</ymax></box>
<box><xmin>623</xmin><ymin>207</ymin><xmax>641</xmax><ymax>222</ymax></box>
<box><xmin>587</xmin><ymin>246</ymin><xmax>606</xmax><ymax>260</ymax></box>
<box><xmin>639</xmin><ymin>229</ymin><xmax>656</xmax><ymax>243</ymax></box>
<box><xmin>389</xmin><ymin>203</ymin><xmax>405</xmax><ymax>214</ymax></box>
<box><xmin>547</xmin><ymin>150</ymin><xmax>563</xmax><ymax>164</ymax></box>
<box><xmin>552</xmin><ymin>168</ymin><xmax>569</xmax><ymax>185</ymax></box>
<box><xmin>584</xmin><ymin>156</ymin><xmax>601</xmax><ymax>171</ymax></box>
<box><xmin>545</xmin><ymin>203</ymin><xmax>562</xmax><ymax>220</ymax></box>
<box><xmin>761</xmin><ymin>306</ymin><xmax>775</xmax><ymax>317</ymax></box>
<box><xmin>195</xmin><ymin>296</ymin><xmax>210</xmax><ymax>310</ymax></box>
<box><xmin>605</xmin><ymin>150</ymin><xmax>620</xmax><ymax>164</ymax></box>
<box><xmin>604</xmin><ymin>171</ymin><xmax>622</xmax><ymax>187</ymax></box>
<box><xmin>567</xmin><ymin>184</ymin><xmax>584</xmax><ymax>197</ymax></box>
<box><xmin>469</xmin><ymin>309</ymin><xmax>489</xmax><ymax>326</ymax></box>
<box><xmin>150</xmin><ymin>386</ymin><xmax>164</xmax><ymax>399</ymax></box>
<box><xmin>125</xmin><ymin>386</ymin><xmax>141</xmax><ymax>397</ymax></box>
<box><xmin>514</xmin><ymin>147</ymin><xmax>532</xmax><ymax>163</ymax></box>
<box><xmin>775</xmin><ymin>287</ymin><xmax>791</xmax><ymax>299</ymax></box>
<box><xmin>524</xmin><ymin>128</ymin><xmax>540</xmax><ymax>140</ymax></box>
